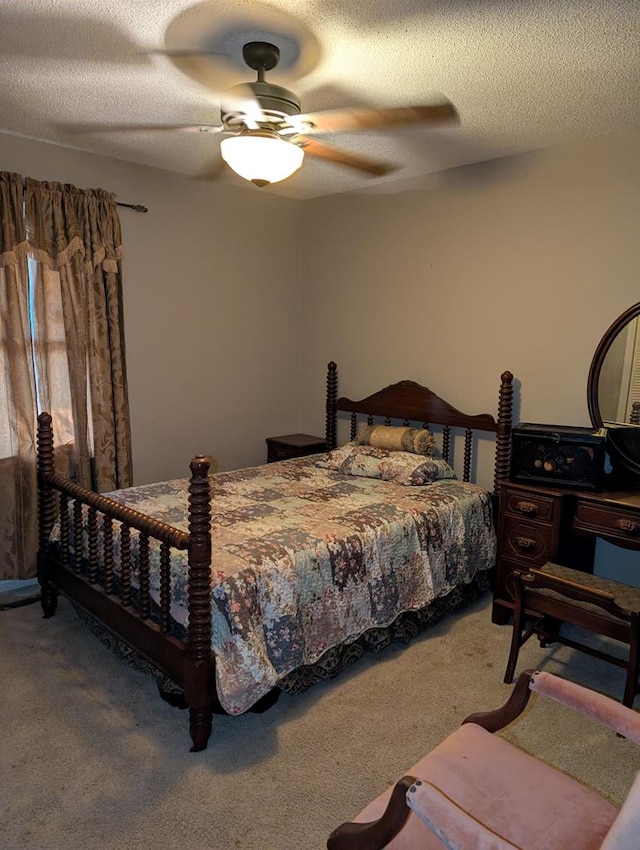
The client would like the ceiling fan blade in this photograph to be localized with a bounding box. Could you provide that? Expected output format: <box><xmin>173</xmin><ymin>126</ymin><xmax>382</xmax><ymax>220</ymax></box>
<box><xmin>149</xmin><ymin>48</ymin><xmax>226</xmax><ymax>60</ymax></box>
<box><xmin>66</xmin><ymin>122</ymin><xmax>225</xmax><ymax>135</ymax></box>
<box><xmin>298</xmin><ymin>138</ymin><xmax>397</xmax><ymax>176</ymax></box>
<box><xmin>293</xmin><ymin>102</ymin><xmax>459</xmax><ymax>135</ymax></box>
<box><xmin>148</xmin><ymin>49</ymin><xmax>257</xmax><ymax>93</ymax></box>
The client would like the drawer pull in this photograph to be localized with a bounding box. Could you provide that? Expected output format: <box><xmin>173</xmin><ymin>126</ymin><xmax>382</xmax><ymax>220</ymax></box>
<box><xmin>615</xmin><ymin>518</ymin><xmax>640</xmax><ymax>535</ymax></box>
<box><xmin>515</xmin><ymin>536</ymin><xmax>537</xmax><ymax>551</ymax></box>
<box><xmin>514</xmin><ymin>501</ymin><xmax>539</xmax><ymax>516</ymax></box>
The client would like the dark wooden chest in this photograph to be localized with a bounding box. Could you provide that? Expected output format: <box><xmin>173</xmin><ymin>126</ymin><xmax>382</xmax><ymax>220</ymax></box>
<box><xmin>511</xmin><ymin>423</ymin><xmax>607</xmax><ymax>491</ymax></box>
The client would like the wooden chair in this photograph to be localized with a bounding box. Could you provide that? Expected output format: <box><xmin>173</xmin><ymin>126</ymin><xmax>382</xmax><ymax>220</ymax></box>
<box><xmin>504</xmin><ymin>562</ymin><xmax>640</xmax><ymax>708</ymax></box>
<box><xmin>327</xmin><ymin>670</ymin><xmax>640</xmax><ymax>849</ymax></box>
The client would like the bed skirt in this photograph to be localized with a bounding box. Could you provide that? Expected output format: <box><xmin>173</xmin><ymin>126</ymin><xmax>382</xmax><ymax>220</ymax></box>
<box><xmin>72</xmin><ymin>570</ymin><xmax>490</xmax><ymax>711</ymax></box>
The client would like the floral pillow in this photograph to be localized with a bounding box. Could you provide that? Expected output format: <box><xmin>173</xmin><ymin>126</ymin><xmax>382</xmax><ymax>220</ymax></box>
<box><xmin>356</xmin><ymin>424</ymin><xmax>436</xmax><ymax>456</ymax></box>
<box><xmin>316</xmin><ymin>443</ymin><xmax>456</xmax><ymax>486</ymax></box>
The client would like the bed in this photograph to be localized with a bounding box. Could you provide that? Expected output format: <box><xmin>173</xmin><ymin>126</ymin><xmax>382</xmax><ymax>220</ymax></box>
<box><xmin>36</xmin><ymin>362</ymin><xmax>514</xmax><ymax>751</ymax></box>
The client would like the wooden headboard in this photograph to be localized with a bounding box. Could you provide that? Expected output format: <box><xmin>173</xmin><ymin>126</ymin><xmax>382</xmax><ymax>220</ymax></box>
<box><xmin>324</xmin><ymin>361</ymin><xmax>513</xmax><ymax>494</ymax></box>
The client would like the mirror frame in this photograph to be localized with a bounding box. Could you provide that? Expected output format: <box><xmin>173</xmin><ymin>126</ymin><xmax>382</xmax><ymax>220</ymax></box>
<box><xmin>587</xmin><ymin>301</ymin><xmax>640</xmax><ymax>479</ymax></box>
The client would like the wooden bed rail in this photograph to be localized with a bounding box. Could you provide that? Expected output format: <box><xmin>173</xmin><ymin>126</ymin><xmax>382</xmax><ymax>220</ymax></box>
<box><xmin>38</xmin><ymin>470</ymin><xmax>191</xmax><ymax>548</ymax></box>
<box><xmin>36</xmin><ymin>411</ymin><xmax>216</xmax><ymax>752</ymax></box>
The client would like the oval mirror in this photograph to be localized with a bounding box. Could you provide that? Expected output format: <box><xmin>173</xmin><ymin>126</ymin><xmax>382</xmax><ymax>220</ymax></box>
<box><xmin>588</xmin><ymin>301</ymin><xmax>640</xmax><ymax>479</ymax></box>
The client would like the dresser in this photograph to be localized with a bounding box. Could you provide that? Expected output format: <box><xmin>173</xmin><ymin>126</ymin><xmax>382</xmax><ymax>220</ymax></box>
<box><xmin>492</xmin><ymin>301</ymin><xmax>640</xmax><ymax>621</ymax></box>
<box><xmin>492</xmin><ymin>479</ymin><xmax>640</xmax><ymax>624</ymax></box>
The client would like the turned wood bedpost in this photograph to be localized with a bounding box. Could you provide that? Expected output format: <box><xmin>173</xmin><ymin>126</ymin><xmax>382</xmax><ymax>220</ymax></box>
<box><xmin>326</xmin><ymin>361</ymin><xmax>338</xmax><ymax>450</ymax></box>
<box><xmin>185</xmin><ymin>456</ymin><xmax>215</xmax><ymax>752</ymax></box>
<box><xmin>494</xmin><ymin>371</ymin><xmax>514</xmax><ymax>494</ymax></box>
<box><xmin>36</xmin><ymin>412</ymin><xmax>58</xmax><ymax>618</ymax></box>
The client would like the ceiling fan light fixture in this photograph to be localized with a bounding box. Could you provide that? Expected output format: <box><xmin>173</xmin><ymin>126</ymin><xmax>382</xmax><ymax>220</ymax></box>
<box><xmin>220</xmin><ymin>132</ymin><xmax>304</xmax><ymax>187</ymax></box>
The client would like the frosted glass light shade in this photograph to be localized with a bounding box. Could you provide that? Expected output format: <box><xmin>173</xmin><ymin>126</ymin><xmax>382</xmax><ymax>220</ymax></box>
<box><xmin>220</xmin><ymin>134</ymin><xmax>304</xmax><ymax>186</ymax></box>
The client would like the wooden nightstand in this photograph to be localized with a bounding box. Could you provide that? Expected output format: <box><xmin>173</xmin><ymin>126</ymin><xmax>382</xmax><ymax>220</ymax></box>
<box><xmin>266</xmin><ymin>433</ymin><xmax>327</xmax><ymax>463</ymax></box>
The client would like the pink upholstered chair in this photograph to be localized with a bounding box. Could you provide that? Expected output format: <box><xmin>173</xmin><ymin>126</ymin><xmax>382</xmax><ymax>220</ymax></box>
<box><xmin>327</xmin><ymin>670</ymin><xmax>640</xmax><ymax>850</ymax></box>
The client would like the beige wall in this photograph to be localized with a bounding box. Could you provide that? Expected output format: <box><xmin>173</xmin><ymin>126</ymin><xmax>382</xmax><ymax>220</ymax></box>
<box><xmin>299</xmin><ymin>126</ymin><xmax>640</xmax><ymax>582</ymax></box>
<box><xmin>300</xmin><ymin>127</ymin><xmax>640</xmax><ymax>488</ymax></box>
<box><xmin>0</xmin><ymin>132</ymin><xmax>303</xmax><ymax>483</ymax></box>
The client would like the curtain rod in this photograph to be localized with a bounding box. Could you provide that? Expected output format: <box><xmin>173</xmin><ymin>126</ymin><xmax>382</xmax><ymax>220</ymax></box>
<box><xmin>116</xmin><ymin>202</ymin><xmax>148</xmax><ymax>213</ymax></box>
<box><xmin>15</xmin><ymin>178</ymin><xmax>148</xmax><ymax>213</ymax></box>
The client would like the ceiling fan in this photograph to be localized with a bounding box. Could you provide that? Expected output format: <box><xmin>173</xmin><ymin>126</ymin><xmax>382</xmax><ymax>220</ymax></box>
<box><xmin>102</xmin><ymin>40</ymin><xmax>459</xmax><ymax>188</ymax></box>
<box><xmin>196</xmin><ymin>41</ymin><xmax>459</xmax><ymax>186</ymax></box>
<box><xmin>195</xmin><ymin>41</ymin><xmax>458</xmax><ymax>186</ymax></box>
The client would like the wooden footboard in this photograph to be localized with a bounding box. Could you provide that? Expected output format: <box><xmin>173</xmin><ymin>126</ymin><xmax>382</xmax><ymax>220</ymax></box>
<box><xmin>36</xmin><ymin>412</ymin><xmax>216</xmax><ymax>752</ymax></box>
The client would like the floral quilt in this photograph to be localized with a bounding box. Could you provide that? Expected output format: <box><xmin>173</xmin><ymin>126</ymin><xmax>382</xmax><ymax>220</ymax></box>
<box><xmin>92</xmin><ymin>456</ymin><xmax>496</xmax><ymax>714</ymax></box>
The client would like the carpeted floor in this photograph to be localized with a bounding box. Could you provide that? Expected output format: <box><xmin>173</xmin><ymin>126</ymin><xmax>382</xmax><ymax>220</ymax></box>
<box><xmin>2</xmin><ymin>591</ymin><xmax>639</xmax><ymax>849</ymax></box>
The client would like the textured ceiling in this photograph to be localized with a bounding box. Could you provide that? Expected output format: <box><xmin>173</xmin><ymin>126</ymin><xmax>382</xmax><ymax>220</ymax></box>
<box><xmin>1</xmin><ymin>0</ymin><xmax>639</xmax><ymax>200</ymax></box>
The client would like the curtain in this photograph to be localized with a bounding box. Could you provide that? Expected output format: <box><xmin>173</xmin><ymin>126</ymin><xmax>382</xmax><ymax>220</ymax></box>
<box><xmin>0</xmin><ymin>173</ymin><xmax>133</xmax><ymax>580</ymax></box>
<box><xmin>0</xmin><ymin>173</ymin><xmax>38</xmax><ymax>582</ymax></box>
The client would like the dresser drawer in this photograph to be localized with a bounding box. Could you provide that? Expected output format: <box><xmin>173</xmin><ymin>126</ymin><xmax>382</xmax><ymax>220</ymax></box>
<box><xmin>496</xmin><ymin>556</ymin><xmax>532</xmax><ymax>601</ymax></box>
<box><xmin>266</xmin><ymin>434</ymin><xmax>327</xmax><ymax>463</ymax></box>
<box><xmin>573</xmin><ymin>502</ymin><xmax>640</xmax><ymax>544</ymax></box>
<box><xmin>500</xmin><ymin>515</ymin><xmax>557</xmax><ymax>565</ymax></box>
<box><xmin>267</xmin><ymin>444</ymin><xmax>293</xmax><ymax>462</ymax></box>
<box><xmin>494</xmin><ymin>482</ymin><xmax>569</xmax><ymax>624</ymax></box>
<box><xmin>267</xmin><ymin>443</ymin><xmax>325</xmax><ymax>462</ymax></box>
<box><xmin>503</xmin><ymin>488</ymin><xmax>557</xmax><ymax>523</ymax></box>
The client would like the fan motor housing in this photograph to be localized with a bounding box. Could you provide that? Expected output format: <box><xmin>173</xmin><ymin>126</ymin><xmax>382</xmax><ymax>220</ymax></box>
<box><xmin>221</xmin><ymin>81</ymin><xmax>301</xmax><ymax>126</ymax></box>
